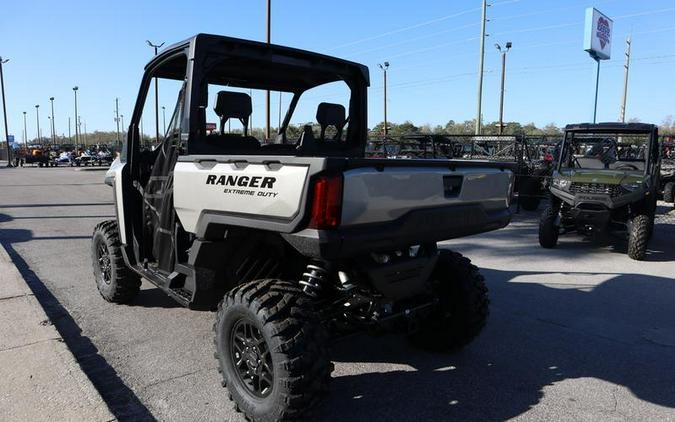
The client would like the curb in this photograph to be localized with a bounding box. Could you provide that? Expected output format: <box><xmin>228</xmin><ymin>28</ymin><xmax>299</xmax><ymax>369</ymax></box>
<box><xmin>0</xmin><ymin>244</ymin><xmax>115</xmax><ymax>421</ymax></box>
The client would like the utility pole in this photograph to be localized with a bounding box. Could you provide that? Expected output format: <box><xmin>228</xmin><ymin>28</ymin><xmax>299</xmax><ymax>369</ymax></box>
<box><xmin>121</xmin><ymin>115</ymin><xmax>124</xmax><ymax>136</ymax></box>
<box><xmin>377</xmin><ymin>62</ymin><xmax>390</xmax><ymax>139</ymax></box>
<box><xmin>0</xmin><ymin>57</ymin><xmax>11</xmax><ymax>166</ymax></box>
<box><xmin>83</xmin><ymin>120</ymin><xmax>87</xmax><ymax>145</ymax></box>
<box><xmin>265</xmin><ymin>0</ymin><xmax>271</xmax><ymax>140</ymax></box>
<box><xmin>73</xmin><ymin>86</ymin><xmax>79</xmax><ymax>145</ymax></box>
<box><xmin>619</xmin><ymin>36</ymin><xmax>631</xmax><ymax>123</ymax></box>
<box><xmin>475</xmin><ymin>0</ymin><xmax>488</xmax><ymax>135</ymax></box>
<box><xmin>146</xmin><ymin>40</ymin><xmax>164</xmax><ymax>142</ymax></box>
<box><xmin>35</xmin><ymin>105</ymin><xmax>40</xmax><ymax>144</ymax></box>
<box><xmin>115</xmin><ymin>98</ymin><xmax>120</xmax><ymax>145</ymax></box>
<box><xmin>49</xmin><ymin>97</ymin><xmax>56</xmax><ymax>146</ymax></box>
<box><xmin>495</xmin><ymin>42</ymin><xmax>512</xmax><ymax>135</ymax></box>
<box><xmin>22</xmin><ymin>111</ymin><xmax>27</xmax><ymax>147</ymax></box>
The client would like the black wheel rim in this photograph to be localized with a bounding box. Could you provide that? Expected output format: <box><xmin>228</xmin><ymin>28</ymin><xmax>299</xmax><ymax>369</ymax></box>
<box><xmin>96</xmin><ymin>240</ymin><xmax>112</xmax><ymax>285</ymax></box>
<box><xmin>230</xmin><ymin>318</ymin><xmax>274</xmax><ymax>398</ymax></box>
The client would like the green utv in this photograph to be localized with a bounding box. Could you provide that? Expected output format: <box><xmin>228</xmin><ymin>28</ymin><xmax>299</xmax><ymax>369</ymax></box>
<box><xmin>539</xmin><ymin>123</ymin><xmax>660</xmax><ymax>260</ymax></box>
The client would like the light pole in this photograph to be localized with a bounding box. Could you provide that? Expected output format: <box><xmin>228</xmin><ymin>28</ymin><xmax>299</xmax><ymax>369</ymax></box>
<box><xmin>68</xmin><ymin>117</ymin><xmax>71</xmax><ymax>142</ymax></box>
<box><xmin>0</xmin><ymin>57</ymin><xmax>11</xmax><ymax>166</ymax></box>
<box><xmin>48</xmin><ymin>116</ymin><xmax>52</xmax><ymax>145</ymax></box>
<box><xmin>495</xmin><ymin>42</ymin><xmax>512</xmax><ymax>135</ymax></box>
<box><xmin>161</xmin><ymin>106</ymin><xmax>166</xmax><ymax>134</ymax></box>
<box><xmin>23</xmin><ymin>111</ymin><xmax>27</xmax><ymax>147</ymax></box>
<box><xmin>121</xmin><ymin>115</ymin><xmax>124</xmax><ymax>138</ymax></box>
<box><xmin>378</xmin><ymin>62</ymin><xmax>389</xmax><ymax>139</ymax></box>
<box><xmin>115</xmin><ymin>97</ymin><xmax>120</xmax><ymax>145</ymax></box>
<box><xmin>35</xmin><ymin>105</ymin><xmax>41</xmax><ymax>143</ymax></box>
<box><xmin>146</xmin><ymin>40</ymin><xmax>164</xmax><ymax>142</ymax></box>
<box><xmin>265</xmin><ymin>0</ymin><xmax>271</xmax><ymax>140</ymax></box>
<box><xmin>77</xmin><ymin>115</ymin><xmax>82</xmax><ymax>146</ymax></box>
<box><xmin>475</xmin><ymin>0</ymin><xmax>488</xmax><ymax>135</ymax></box>
<box><xmin>49</xmin><ymin>97</ymin><xmax>56</xmax><ymax>146</ymax></box>
<box><xmin>73</xmin><ymin>86</ymin><xmax>79</xmax><ymax>145</ymax></box>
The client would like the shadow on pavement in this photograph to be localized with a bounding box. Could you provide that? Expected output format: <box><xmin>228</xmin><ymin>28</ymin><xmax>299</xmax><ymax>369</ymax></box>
<box><xmin>317</xmin><ymin>268</ymin><xmax>675</xmax><ymax>422</ymax></box>
<box><xmin>0</xmin><ymin>226</ymin><xmax>156</xmax><ymax>421</ymax></box>
<box><xmin>133</xmin><ymin>287</ymin><xmax>183</xmax><ymax>309</ymax></box>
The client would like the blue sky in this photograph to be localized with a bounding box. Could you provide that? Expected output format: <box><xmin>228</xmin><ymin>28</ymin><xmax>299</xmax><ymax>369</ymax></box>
<box><xmin>2</xmin><ymin>0</ymin><xmax>675</xmax><ymax>140</ymax></box>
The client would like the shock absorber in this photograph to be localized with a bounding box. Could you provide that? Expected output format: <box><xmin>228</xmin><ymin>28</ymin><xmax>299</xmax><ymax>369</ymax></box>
<box><xmin>299</xmin><ymin>262</ymin><xmax>330</xmax><ymax>298</ymax></box>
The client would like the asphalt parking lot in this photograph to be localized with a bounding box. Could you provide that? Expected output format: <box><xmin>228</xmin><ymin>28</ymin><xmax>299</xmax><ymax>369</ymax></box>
<box><xmin>1</xmin><ymin>166</ymin><xmax>674</xmax><ymax>422</ymax></box>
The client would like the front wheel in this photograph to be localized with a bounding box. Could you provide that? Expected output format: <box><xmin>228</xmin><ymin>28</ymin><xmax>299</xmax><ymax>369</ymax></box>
<box><xmin>409</xmin><ymin>250</ymin><xmax>489</xmax><ymax>351</ymax></box>
<box><xmin>91</xmin><ymin>220</ymin><xmax>141</xmax><ymax>303</ymax></box>
<box><xmin>627</xmin><ymin>214</ymin><xmax>651</xmax><ymax>260</ymax></box>
<box><xmin>214</xmin><ymin>279</ymin><xmax>331</xmax><ymax>422</ymax></box>
<box><xmin>539</xmin><ymin>206</ymin><xmax>559</xmax><ymax>248</ymax></box>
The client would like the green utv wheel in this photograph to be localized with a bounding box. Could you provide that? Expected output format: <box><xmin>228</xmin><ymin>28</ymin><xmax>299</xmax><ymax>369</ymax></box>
<box><xmin>664</xmin><ymin>182</ymin><xmax>675</xmax><ymax>203</ymax></box>
<box><xmin>409</xmin><ymin>251</ymin><xmax>489</xmax><ymax>352</ymax></box>
<box><xmin>214</xmin><ymin>279</ymin><xmax>331</xmax><ymax>422</ymax></box>
<box><xmin>91</xmin><ymin>220</ymin><xmax>141</xmax><ymax>303</ymax></box>
<box><xmin>628</xmin><ymin>214</ymin><xmax>651</xmax><ymax>260</ymax></box>
<box><xmin>538</xmin><ymin>206</ymin><xmax>559</xmax><ymax>248</ymax></box>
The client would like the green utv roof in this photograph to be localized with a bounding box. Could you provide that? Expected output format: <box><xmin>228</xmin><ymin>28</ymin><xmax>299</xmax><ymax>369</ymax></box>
<box><xmin>565</xmin><ymin>122</ymin><xmax>656</xmax><ymax>133</ymax></box>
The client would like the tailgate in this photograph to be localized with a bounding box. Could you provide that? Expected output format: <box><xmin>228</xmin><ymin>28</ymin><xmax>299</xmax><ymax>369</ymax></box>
<box><xmin>341</xmin><ymin>164</ymin><xmax>513</xmax><ymax>227</ymax></box>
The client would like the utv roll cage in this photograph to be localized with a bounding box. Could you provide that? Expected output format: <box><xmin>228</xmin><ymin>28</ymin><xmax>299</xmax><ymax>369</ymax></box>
<box><xmin>127</xmin><ymin>33</ymin><xmax>370</xmax><ymax>163</ymax></box>
<box><xmin>558</xmin><ymin>123</ymin><xmax>659</xmax><ymax>175</ymax></box>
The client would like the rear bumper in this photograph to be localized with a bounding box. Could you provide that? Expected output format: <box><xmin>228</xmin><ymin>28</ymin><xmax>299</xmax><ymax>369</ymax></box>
<box><xmin>283</xmin><ymin>204</ymin><xmax>511</xmax><ymax>259</ymax></box>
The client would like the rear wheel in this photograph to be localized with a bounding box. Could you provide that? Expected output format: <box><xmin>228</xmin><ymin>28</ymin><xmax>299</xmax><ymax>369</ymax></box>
<box><xmin>538</xmin><ymin>206</ymin><xmax>559</xmax><ymax>248</ymax></box>
<box><xmin>409</xmin><ymin>250</ymin><xmax>489</xmax><ymax>351</ymax></box>
<box><xmin>91</xmin><ymin>220</ymin><xmax>141</xmax><ymax>303</ymax></box>
<box><xmin>628</xmin><ymin>214</ymin><xmax>651</xmax><ymax>260</ymax></box>
<box><xmin>214</xmin><ymin>279</ymin><xmax>331</xmax><ymax>422</ymax></box>
<box><xmin>664</xmin><ymin>182</ymin><xmax>675</xmax><ymax>203</ymax></box>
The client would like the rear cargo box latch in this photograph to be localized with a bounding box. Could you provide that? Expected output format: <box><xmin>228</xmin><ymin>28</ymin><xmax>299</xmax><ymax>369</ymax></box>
<box><xmin>443</xmin><ymin>175</ymin><xmax>463</xmax><ymax>198</ymax></box>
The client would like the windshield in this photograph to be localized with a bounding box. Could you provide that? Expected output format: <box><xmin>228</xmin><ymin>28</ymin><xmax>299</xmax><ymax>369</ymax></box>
<box><xmin>560</xmin><ymin>132</ymin><xmax>649</xmax><ymax>174</ymax></box>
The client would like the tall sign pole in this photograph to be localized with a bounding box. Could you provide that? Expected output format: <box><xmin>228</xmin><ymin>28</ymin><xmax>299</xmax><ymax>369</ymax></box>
<box><xmin>592</xmin><ymin>58</ymin><xmax>600</xmax><ymax>124</ymax></box>
<box><xmin>584</xmin><ymin>8</ymin><xmax>613</xmax><ymax>124</ymax></box>
<box><xmin>475</xmin><ymin>0</ymin><xmax>488</xmax><ymax>135</ymax></box>
<box><xmin>619</xmin><ymin>36</ymin><xmax>631</xmax><ymax>123</ymax></box>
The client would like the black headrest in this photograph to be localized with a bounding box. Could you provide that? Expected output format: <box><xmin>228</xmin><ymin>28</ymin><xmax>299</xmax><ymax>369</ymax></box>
<box><xmin>214</xmin><ymin>91</ymin><xmax>252</xmax><ymax>119</ymax></box>
<box><xmin>316</xmin><ymin>103</ymin><xmax>345</xmax><ymax>128</ymax></box>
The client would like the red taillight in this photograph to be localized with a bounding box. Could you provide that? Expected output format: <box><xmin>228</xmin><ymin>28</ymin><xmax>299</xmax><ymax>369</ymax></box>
<box><xmin>309</xmin><ymin>176</ymin><xmax>343</xmax><ymax>229</ymax></box>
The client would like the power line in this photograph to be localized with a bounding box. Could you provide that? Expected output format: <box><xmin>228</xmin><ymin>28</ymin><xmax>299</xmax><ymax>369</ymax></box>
<box><xmin>330</xmin><ymin>6</ymin><xmax>481</xmax><ymax>51</ymax></box>
<box><xmin>330</xmin><ymin>0</ymin><xmax>521</xmax><ymax>52</ymax></box>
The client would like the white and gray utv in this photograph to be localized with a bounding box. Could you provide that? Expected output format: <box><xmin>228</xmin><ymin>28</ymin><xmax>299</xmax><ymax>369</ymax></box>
<box><xmin>93</xmin><ymin>34</ymin><xmax>513</xmax><ymax>421</ymax></box>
